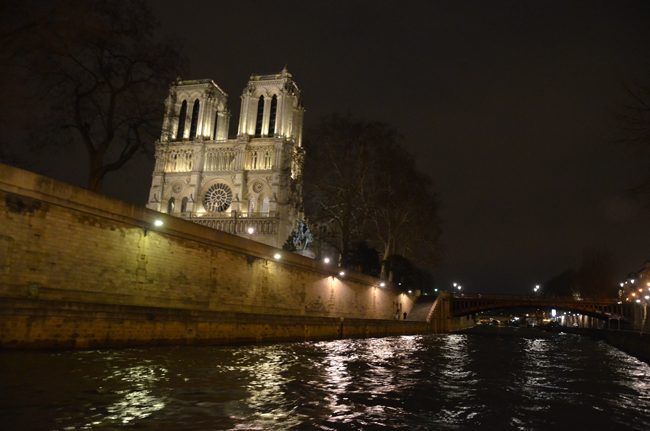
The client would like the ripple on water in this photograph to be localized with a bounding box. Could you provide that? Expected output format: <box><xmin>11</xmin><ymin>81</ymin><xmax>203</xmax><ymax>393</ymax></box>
<box><xmin>1</xmin><ymin>333</ymin><xmax>650</xmax><ymax>430</ymax></box>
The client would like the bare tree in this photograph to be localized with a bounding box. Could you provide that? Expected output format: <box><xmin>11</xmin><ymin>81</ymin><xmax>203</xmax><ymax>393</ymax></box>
<box><xmin>304</xmin><ymin>115</ymin><xmax>374</xmax><ymax>265</ymax></box>
<box><xmin>365</xmin><ymin>139</ymin><xmax>441</xmax><ymax>279</ymax></box>
<box><xmin>620</xmin><ymin>80</ymin><xmax>650</xmax><ymax>198</ymax></box>
<box><xmin>3</xmin><ymin>0</ymin><xmax>185</xmax><ymax>191</ymax></box>
<box><xmin>304</xmin><ymin>115</ymin><xmax>441</xmax><ymax>275</ymax></box>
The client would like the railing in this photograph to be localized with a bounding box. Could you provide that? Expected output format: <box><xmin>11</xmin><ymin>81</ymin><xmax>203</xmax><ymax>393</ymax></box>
<box><xmin>189</xmin><ymin>215</ymin><xmax>279</xmax><ymax>235</ymax></box>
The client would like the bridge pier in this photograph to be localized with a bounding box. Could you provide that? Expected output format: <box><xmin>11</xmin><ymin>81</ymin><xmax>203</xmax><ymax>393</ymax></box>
<box><xmin>428</xmin><ymin>292</ymin><xmax>476</xmax><ymax>332</ymax></box>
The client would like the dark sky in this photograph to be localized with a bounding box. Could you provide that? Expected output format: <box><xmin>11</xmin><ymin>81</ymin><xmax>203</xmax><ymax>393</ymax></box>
<box><xmin>23</xmin><ymin>0</ymin><xmax>650</xmax><ymax>294</ymax></box>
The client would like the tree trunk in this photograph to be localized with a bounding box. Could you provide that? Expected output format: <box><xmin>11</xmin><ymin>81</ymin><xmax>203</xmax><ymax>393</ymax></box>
<box><xmin>88</xmin><ymin>152</ymin><xmax>104</xmax><ymax>192</ymax></box>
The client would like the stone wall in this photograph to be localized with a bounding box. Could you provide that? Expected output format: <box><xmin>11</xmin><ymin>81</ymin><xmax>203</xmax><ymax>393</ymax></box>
<box><xmin>0</xmin><ymin>163</ymin><xmax>418</xmax><ymax>349</ymax></box>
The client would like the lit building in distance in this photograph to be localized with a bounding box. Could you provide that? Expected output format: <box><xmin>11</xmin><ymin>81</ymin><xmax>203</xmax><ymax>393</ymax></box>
<box><xmin>146</xmin><ymin>68</ymin><xmax>305</xmax><ymax>247</ymax></box>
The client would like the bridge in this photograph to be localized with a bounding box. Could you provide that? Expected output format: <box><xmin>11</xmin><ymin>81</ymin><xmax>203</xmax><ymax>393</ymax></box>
<box><xmin>424</xmin><ymin>292</ymin><xmax>632</xmax><ymax>332</ymax></box>
<box><xmin>448</xmin><ymin>294</ymin><xmax>627</xmax><ymax>320</ymax></box>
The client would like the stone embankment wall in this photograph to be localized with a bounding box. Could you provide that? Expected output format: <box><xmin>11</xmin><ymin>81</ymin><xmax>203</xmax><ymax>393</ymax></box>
<box><xmin>0</xmin><ymin>163</ymin><xmax>421</xmax><ymax>349</ymax></box>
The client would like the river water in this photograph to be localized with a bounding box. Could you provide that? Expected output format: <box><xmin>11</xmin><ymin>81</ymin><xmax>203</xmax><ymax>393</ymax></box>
<box><xmin>1</xmin><ymin>331</ymin><xmax>649</xmax><ymax>430</ymax></box>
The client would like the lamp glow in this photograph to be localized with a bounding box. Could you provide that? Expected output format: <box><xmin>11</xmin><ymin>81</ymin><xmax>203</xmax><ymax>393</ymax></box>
<box><xmin>339</xmin><ymin>271</ymin><xmax>345</xmax><ymax>277</ymax></box>
<box><xmin>247</xmin><ymin>227</ymin><xmax>255</xmax><ymax>235</ymax></box>
<box><xmin>379</xmin><ymin>282</ymin><xmax>386</xmax><ymax>287</ymax></box>
<box><xmin>153</xmin><ymin>219</ymin><xmax>164</xmax><ymax>227</ymax></box>
<box><xmin>323</xmin><ymin>257</ymin><xmax>331</xmax><ymax>264</ymax></box>
<box><xmin>273</xmin><ymin>253</ymin><xmax>281</xmax><ymax>260</ymax></box>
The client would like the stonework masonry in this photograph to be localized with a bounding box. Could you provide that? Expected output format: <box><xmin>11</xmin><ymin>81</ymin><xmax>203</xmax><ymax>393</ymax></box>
<box><xmin>0</xmin><ymin>163</ymin><xmax>427</xmax><ymax>349</ymax></box>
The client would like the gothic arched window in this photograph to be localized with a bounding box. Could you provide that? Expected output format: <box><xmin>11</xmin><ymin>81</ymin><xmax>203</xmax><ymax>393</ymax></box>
<box><xmin>254</xmin><ymin>96</ymin><xmax>264</xmax><ymax>137</ymax></box>
<box><xmin>263</xmin><ymin>151</ymin><xmax>272</xmax><ymax>169</ymax></box>
<box><xmin>176</xmin><ymin>100</ymin><xmax>187</xmax><ymax>140</ymax></box>
<box><xmin>212</xmin><ymin>111</ymin><xmax>219</xmax><ymax>140</ymax></box>
<box><xmin>261</xmin><ymin>196</ymin><xmax>270</xmax><ymax>214</ymax></box>
<box><xmin>267</xmin><ymin>95</ymin><xmax>277</xmax><ymax>136</ymax></box>
<box><xmin>167</xmin><ymin>197</ymin><xmax>175</xmax><ymax>214</ymax></box>
<box><xmin>181</xmin><ymin>197</ymin><xmax>188</xmax><ymax>213</ymax></box>
<box><xmin>189</xmin><ymin>99</ymin><xmax>200</xmax><ymax>139</ymax></box>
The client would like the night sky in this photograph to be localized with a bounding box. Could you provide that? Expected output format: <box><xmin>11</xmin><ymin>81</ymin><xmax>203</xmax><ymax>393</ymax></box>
<box><xmin>20</xmin><ymin>1</ymin><xmax>650</xmax><ymax>294</ymax></box>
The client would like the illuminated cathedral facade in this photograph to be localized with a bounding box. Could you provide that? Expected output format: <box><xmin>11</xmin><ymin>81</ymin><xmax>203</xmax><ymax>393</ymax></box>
<box><xmin>146</xmin><ymin>68</ymin><xmax>305</xmax><ymax>248</ymax></box>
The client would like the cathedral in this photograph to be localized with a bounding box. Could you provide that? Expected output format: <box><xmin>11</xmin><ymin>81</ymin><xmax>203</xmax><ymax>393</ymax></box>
<box><xmin>146</xmin><ymin>68</ymin><xmax>305</xmax><ymax>248</ymax></box>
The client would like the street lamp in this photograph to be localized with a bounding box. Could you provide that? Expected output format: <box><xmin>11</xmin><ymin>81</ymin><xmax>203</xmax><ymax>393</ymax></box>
<box><xmin>533</xmin><ymin>284</ymin><xmax>540</xmax><ymax>294</ymax></box>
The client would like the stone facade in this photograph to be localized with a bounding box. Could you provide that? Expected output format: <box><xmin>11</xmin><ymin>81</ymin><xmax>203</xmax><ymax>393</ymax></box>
<box><xmin>146</xmin><ymin>68</ymin><xmax>305</xmax><ymax>248</ymax></box>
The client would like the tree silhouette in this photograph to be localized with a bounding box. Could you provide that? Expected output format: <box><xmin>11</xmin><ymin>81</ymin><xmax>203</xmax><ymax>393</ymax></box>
<box><xmin>1</xmin><ymin>0</ymin><xmax>185</xmax><ymax>191</ymax></box>
<box><xmin>303</xmin><ymin>114</ymin><xmax>441</xmax><ymax>276</ymax></box>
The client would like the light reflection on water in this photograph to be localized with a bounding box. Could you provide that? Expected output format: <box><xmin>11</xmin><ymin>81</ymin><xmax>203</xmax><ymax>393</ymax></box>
<box><xmin>1</xmin><ymin>332</ymin><xmax>649</xmax><ymax>430</ymax></box>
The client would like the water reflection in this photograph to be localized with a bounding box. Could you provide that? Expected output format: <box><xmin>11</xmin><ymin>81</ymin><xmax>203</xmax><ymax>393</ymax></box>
<box><xmin>229</xmin><ymin>345</ymin><xmax>302</xmax><ymax>429</ymax></box>
<box><xmin>436</xmin><ymin>334</ymin><xmax>480</xmax><ymax>426</ymax></box>
<box><xmin>101</xmin><ymin>364</ymin><xmax>167</xmax><ymax>425</ymax></box>
<box><xmin>2</xmin><ymin>333</ymin><xmax>650</xmax><ymax>430</ymax></box>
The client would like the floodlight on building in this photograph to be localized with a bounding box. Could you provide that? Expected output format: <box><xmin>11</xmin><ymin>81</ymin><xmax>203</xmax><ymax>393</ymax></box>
<box><xmin>247</xmin><ymin>226</ymin><xmax>255</xmax><ymax>235</ymax></box>
<box><xmin>273</xmin><ymin>253</ymin><xmax>282</xmax><ymax>260</ymax></box>
<box><xmin>144</xmin><ymin>219</ymin><xmax>164</xmax><ymax>236</ymax></box>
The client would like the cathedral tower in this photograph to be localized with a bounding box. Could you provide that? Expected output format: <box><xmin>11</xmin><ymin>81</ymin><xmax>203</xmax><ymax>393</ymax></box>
<box><xmin>147</xmin><ymin>69</ymin><xmax>304</xmax><ymax>248</ymax></box>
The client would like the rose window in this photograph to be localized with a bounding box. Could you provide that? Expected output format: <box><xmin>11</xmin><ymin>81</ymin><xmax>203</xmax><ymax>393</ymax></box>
<box><xmin>203</xmin><ymin>183</ymin><xmax>233</xmax><ymax>212</ymax></box>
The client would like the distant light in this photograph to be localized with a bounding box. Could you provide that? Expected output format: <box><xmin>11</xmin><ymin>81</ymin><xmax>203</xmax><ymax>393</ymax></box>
<box><xmin>379</xmin><ymin>282</ymin><xmax>386</xmax><ymax>287</ymax></box>
<box><xmin>457</xmin><ymin>285</ymin><xmax>462</xmax><ymax>290</ymax></box>
<box><xmin>408</xmin><ymin>290</ymin><xmax>413</xmax><ymax>294</ymax></box>
<box><xmin>339</xmin><ymin>271</ymin><xmax>345</xmax><ymax>277</ymax></box>
<box><xmin>247</xmin><ymin>227</ymin><xmax>255</xmax><ymax>235</ymax></box>
<box><xmin>632</xmin><ymin>293</ymin><xmax>636</xmax><ymax>297</ymax></box>
<box><xmin>453</xmin><ymin>282</ymin><xmax>458</xmax><ymax>287</ymax></box>
<box><xmin>647</xmin><ymin>282</ymin><xmax>650</xmax><ymax>287</ymax></box>
<box><xmin>620</xmin><ymin>282</ymin><xmax>625</xmax><ymax>287</ymax></box>
<box><xmin>153</xmin><ymin>219</ymin><xmax>164</xmax><ymax>227</ymax></box>
<box><xmin>398</xmin><ymin>282</ymin><xmax>402</xmax><ymax>286</ymax></box>
<box><xmin>323</xmin><ymin>257</ymin><xmax>331</xmax><ymax>264</ymax></box>
<box><xmin>434</xmin><ymin>288</ymin><xmax>438</xmax><ymax>292</ymax></box>
<box><xmin>273</xmin><ymin>252</ymin><xmax>281</xmax><ymax>260</ymax></box>
<box><xmin>645</xmin><ymin>296</ymin><xmax>650</xmax><ymax>300</ymax></box>
<box><xmin>636</xmin><ymin>299</ymin><xmax>641</xmax><ymax>303</ymax></box>
<box><xmin>631</xmin><ymin>279</ymin><xmax>636</xmax><ymax>284</ymax></box>
<box><xmin>551</xmin><ymin>309</ymin><xmax>557</xmax><ymax>317</ymax></box>
<box><xmin>639</xmin><ymin>288</ymin><xmax>643</xmax><ymax>293</ymax></box>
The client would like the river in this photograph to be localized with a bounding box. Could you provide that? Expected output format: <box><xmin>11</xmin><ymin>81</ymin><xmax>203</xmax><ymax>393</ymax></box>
<box><xmin>1</xmin><ymin>330</ymin><xmax>649</xmax><ymax>430</ymax></box>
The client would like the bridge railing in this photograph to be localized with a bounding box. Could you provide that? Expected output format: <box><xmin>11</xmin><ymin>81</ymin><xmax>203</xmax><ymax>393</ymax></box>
<box><xmin>450</xmin><ymin>293</ymin><xmax>619</xmax><ymax>304</ymax></box>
